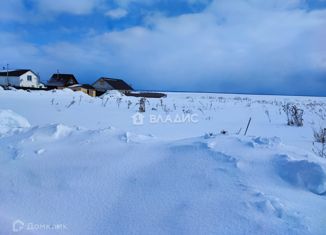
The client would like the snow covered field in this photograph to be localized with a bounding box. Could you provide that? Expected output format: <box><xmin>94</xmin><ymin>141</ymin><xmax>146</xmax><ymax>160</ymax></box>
<box><xmin>0</xmin><ymin>88</ymin><xmax>325</xmax><ymax>235</ymax></box>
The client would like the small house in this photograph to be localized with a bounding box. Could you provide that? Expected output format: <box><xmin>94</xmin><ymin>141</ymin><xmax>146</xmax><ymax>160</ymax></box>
<box><xmin>68</xmin><ymin>84</ymin><xmax>96</xmax><ymax>97</ymax></box>
<box><xmin>47</xmin><ymin>73</ymin><xmax>78</xmax><ymax>89</ymax></box>
<box><xmin>92</xmin><ymin>77</ymin><xmax>133</xmax><ymax>95</ymax></box>
<box><xmin>0</xmin><ymin>69</ymin><xmax>44</xmax><ymax>88</ymax></box>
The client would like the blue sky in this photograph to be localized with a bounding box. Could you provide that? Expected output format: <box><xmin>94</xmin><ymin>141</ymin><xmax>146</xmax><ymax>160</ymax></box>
<box><xmin>0</xmin><ymin>0</ymin><xmax>325</xmax><ymax>96</ymax></box>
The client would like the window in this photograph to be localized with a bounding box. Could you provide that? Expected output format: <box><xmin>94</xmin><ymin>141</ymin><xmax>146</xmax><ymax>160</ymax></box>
<box><xmin>67</xmin><ymin>79</ymin><xmax>74</xmax><ymax>85</ymax></box>
<box><xmin>27</xmin><ymin>75</ymin><xmax>32</xmax><ymax>81</ymax></box>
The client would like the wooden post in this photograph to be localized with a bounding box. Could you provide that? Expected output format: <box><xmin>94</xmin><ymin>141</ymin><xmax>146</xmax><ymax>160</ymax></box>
<box><xmin>244</xmin><ymin>117</ymin><xmax>252</xmax><ymax>136</ymax></box>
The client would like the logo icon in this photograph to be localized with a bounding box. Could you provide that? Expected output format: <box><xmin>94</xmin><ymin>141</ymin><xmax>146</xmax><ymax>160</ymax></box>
<box><xmin>13</xmin><ymin>220</ymin><xmax>24</xmax><ymax>233</ymax></box>
<box><xmin>132</xmin><ymin>113</ymin><xmax>145</xmax><ymax>125</ymax></box>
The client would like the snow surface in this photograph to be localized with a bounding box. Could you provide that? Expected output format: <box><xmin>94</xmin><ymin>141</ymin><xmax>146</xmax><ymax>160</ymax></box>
<box><xmin>0</xmin><ymin>89</ymin><xmax>325</xmax><ymax>235</ymax></box>
<box><xmin>0</xmin><ymin>110</ymin><xmax>30</xmax><ymax>136</ymax></box>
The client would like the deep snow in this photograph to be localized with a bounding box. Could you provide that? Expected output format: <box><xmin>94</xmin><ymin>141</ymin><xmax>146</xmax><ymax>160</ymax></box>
<box><xmin>0</xmin><ymin>89</ymin><xmax>325</xmax><ymax>235</ymax></box>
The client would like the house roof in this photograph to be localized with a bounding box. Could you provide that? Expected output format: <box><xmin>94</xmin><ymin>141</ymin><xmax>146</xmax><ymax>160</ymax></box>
<box><xmin>47</xmin><ymin>73</ymin><xmax>78</xmax><ymax>87</ymax></box>
<box><xmin>0</xmin><ymin>69</ymin><xmax>32</xmax><ymax>77</ymax></box>
<box><xmin>69</xmin><ymin>84</ymin><xmax>95</xmax><ymax>90</ymax></box>
<box><xmin>81</xmin><ymin>84</ymin><xmax>95</xmax><ymax>89</ymax></box>
<box><xmin>96</xmin><ymin>77</ymin><xmax>133</xmax><ymax>90</ymax></box>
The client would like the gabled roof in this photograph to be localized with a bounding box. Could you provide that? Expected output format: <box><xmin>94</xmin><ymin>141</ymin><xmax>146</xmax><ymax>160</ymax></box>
<box><xmin>50</xmin><ymin>73</ymin><xmax>76</xmax><ymax>80</ymax></box>
<box><xmin>96</xmin><ymin>77</ymin><xmax>133</xmax><ymax>90</ymax></box>
<box><xmin>0</xmin><ymin>69</ymin><xmax>32</xmax><ymax>77</ymax></box>
<box><xmin>69</xmin><ymin>84</ymin><xmax>95</xmax><ymax>90</ymax></box>
<box><xmin>47</xmin><ymin>73</ymin><xmax>78</xmax><ymax>87</ymax></box>
<box><xmin>80</xmin><ymin>84</ymin><xmax>95</xmax><ymax>89</ymax></box>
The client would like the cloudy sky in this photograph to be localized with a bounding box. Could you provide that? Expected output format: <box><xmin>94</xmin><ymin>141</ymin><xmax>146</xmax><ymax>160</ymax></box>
<box><xmin>0</xmin><ymin>0</ymin><xmax>325</xmax><ymax>95</ymax></box>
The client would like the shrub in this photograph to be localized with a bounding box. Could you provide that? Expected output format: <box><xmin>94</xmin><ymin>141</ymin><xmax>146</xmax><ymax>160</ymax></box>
<box><xmin>283</xmin><ymin>103</ymin><xmax>304</xmax><ymax>126</ymax></box>
<box><xmin>138</xmin><ymin>97</ymin><xmax>146</xmax><ymax>113</ymax></box>
<box><xmin>313</xmin><ymin>128</ymin><xmax>326</xmax><ymax>143</ymax></box>
<box><xmin>313</xmin><ymin>128</ymin><xmax>326</xmax><ymax>158</ymax></box>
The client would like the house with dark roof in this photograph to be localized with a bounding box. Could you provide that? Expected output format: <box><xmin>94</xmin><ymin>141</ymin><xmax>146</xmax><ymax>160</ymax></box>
<box><xmin>68</xmin><ymin>84</ymin><xmax>96</xmax><ymax>97</ymax></box>
<box><xmin>92</xmin><ymin>77</ymin><xmax>133</xmax><ymax>94</ymax></box>
<box><xmin>0</xmin><ymin>69</ymin><xmax>44</xmax><ymax>88</ymax></box>
<box><xmin>47</xmin><ymin>73</ymin><xmax>78</xmax><ymax>89</ymax></box>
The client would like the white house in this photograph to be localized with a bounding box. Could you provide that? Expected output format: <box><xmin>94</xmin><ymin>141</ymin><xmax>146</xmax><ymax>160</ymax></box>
<box><xmin>0</xmin><ymin>69</ymin><xmax>45</xmax><ymax>88</ymax></box>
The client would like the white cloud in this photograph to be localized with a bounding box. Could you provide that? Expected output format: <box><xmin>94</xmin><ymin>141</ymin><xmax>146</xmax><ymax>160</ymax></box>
<box><xmin>35</xmin><ymin>0</ymin><xmax>101</xmax><ymax>15</ymax></box>
<box><xmin>0</xmin><ymin>0</ymin><xmax>102</xmax><ymax>22</ymax></box>
<box><xmin>105</xmin><ymin>8</ymin><xmax>128</xmax><ymax>19</ymax></box>
<box><xmin>0</xmin><ymin>0</ymin><xmax>28</xmax><ymax>22</ymax></box>
<box><xmin>0</xmin><ymin>0</ymin><xmax>325</xmax><ymax>94</ymax></box>
<box><xmin>112</xmin><ymin>0</ymin><xmax>152</xmax><ymax>7</ymax></box>
<box><xmin>79</xmin><ymin>2</ymin><xmax>325</xmax><ymax>93</ymax></box>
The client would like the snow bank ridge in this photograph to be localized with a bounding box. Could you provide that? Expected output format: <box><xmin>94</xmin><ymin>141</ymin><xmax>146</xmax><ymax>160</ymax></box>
<box><xmin>240</xmin><ymin>136</ymin><xmax>282</xmax><ymax>148</ymax></box>
<box><xmin>0</xmin><ymin>109</ymin><xmax>30</xmax><ymax>136</ymax></box>
<box><xmin>274</xmin><ymin>154</ymin><xmax>326</xmax><ymax>195</ymax></box>
<box><xmin>170</xmin><ymin>141</ymin><xmax>238</xmax><ymax>167</ymax></box>
<box><xmin>121</xmin><ymin>131</ymin><xmax>155</xmax><ymax>143</ymax></box>
<box><xmin>252</xmin><ymin>136</ymin><xmax>281</xmax><ymax>148</ymax></box>
<box><xmin>28</xmin><ymin>124</ymin><xmax>76</xmax><ymax>141</ymax></box>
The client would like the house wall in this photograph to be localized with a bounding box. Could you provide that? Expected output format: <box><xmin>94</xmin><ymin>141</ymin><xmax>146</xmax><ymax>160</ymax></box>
<box><xmin>88</xmin><ymin>90</ymin><xmax>96</xmax><ymax>97</ymax></box>
<box><xmin>80</xmin><ymin>88</ymin><xmax>88</xmax><ymax>94</ymax></box>
<box><xmin>19</xmin><ymin>71</ymin><xmax>40</xmax><ymax>88</ymax></box>
<box><xmin>0</xmin><ymin>71</ymin><xmax>41</xmax><ymax>88</ymax></box>
<box><xmin>93</xmin><ymin>79</ymin><xmax>114</xmax><ymax>92</ymax></box>
<box><xmin>69</xmin><ymin>87</ymin><xmax>96</xmax><ymax>97</ymax></box>
<box><xmin>0</xmin><ymin>76</ymin><xmax>20</xmax><ymax>86</ymax></box>
<box><xmin>69</xmin><ymin>87</ymin><xmax>84</xmax><ymax>92</ymax></box>
<box><xmin>66</xmin><ymin>78</ymin><xmax>78</xmax><ymax>87</ymax></box>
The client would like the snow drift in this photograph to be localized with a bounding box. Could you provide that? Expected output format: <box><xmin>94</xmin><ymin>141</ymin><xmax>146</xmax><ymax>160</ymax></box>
<box><xmin>0</xmin><ymin>89</ymin><xmax>325</xmax><ymax>235</ymax></box>
<box><xmin>274</xmin><ymin>155</ymin><xmax>326</xmax><ymax>195</ymax></box>
<box><xmin>0</xmin><ymin>109</ymin><xmax>30</xmax><ymax>136</ymax></box>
